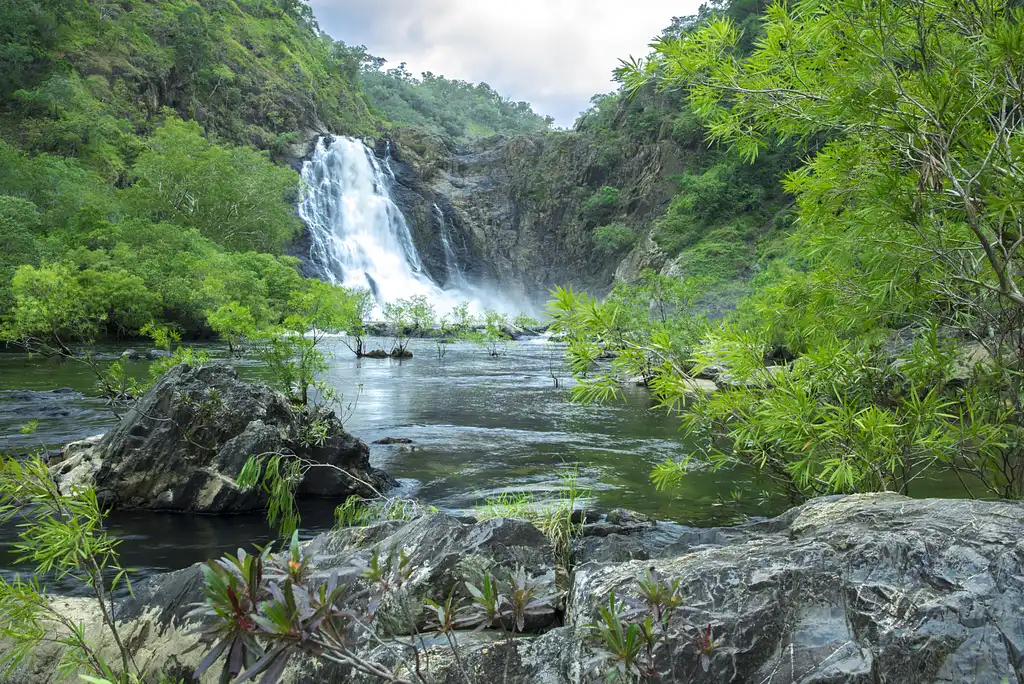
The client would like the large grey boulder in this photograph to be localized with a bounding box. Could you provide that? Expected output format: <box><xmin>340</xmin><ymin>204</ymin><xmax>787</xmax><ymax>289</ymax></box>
<box><xmin>49</xmin><ymin>364</ymin><xmax>395</xmax><ymax>513</ymax></box>
<box><xmin>565</xmin><ymin>494</ymin><xmax>1024</xmax><ymax>683</ymax></box>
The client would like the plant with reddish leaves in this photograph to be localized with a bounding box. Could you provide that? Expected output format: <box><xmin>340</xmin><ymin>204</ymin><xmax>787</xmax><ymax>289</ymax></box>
<box><xmin>190</xmin><ymin>544</ymin><xmax>272</xmax><ymax>680</ymax></box>
<box><xmin>191</xmin><ymin>534</ymin><xmax>422</xmax><ymax>683</ymax></box>
<box><xmin>693</xmin><ymin>623</ymin><xmax>717</xmax><ymax>673</ymax></box>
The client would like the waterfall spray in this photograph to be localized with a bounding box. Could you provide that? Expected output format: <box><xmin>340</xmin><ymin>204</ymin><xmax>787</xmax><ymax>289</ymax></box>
<box><xmin>298</xmin><ymin>135</ymin><xmax>527</xmax><ymax>316</ymax></box>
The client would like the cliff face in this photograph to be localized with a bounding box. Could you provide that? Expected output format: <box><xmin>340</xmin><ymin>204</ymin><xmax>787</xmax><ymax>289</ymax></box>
<box><xmin>288</xmin><ymin>88</ymin><xmax>791</xmax><ymax>310</ymax></box>
<box><xmin>383</xmin><ymin>125</ymin><xmax>688</xmax><ymax>305</ymax></box>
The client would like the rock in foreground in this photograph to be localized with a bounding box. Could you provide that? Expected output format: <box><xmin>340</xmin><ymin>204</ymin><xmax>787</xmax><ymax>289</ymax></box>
<box><xmin>5</xmin><ymin>494</ymin><xmax>1023</xmax><ymax>683</ymax></box>
<box><xmin>49</xmin><ymin>364</ymin><xmax>395</xmax><ymax>513</ymax></box>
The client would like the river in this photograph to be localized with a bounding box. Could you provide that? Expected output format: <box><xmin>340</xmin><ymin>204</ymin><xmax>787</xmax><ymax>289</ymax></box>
<box><xmin>0</xmin><ymin>337</ymin><xmax>968</xmax><ymax>587</ymax></box>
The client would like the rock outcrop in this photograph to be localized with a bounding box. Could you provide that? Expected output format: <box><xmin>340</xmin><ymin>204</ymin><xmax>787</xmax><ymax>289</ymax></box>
<box><xmin>5</xmin><ymin>494</ymin><xmax>1024</xmax><ymax>683</ymax></box>
<box><xmin>49</xmin><ymin>364</ymin><xmax>395</xmax><ymax>513</ymax></box>
<box><xmin>380</xmin><ymin>127</ymin><xmax>687</xmax><ymax>306</ymax></box>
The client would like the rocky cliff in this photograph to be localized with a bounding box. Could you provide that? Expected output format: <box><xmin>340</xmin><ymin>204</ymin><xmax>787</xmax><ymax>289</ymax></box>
<box><xmin>380</xmin><ymin>124</ymin><xmax>688</xmax><ymax>306</ymax></box>
<box><xmin>359</xmin><ymin>87</ymin><xmax>792</xmax><ymax>311</ymax></box>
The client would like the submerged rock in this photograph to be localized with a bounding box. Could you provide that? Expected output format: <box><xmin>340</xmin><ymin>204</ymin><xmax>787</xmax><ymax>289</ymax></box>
<box><xmin>49</xmin><ymin>364</ymin><xmax>395</xmax><ymax>513</ymax></box>
<box><xmin>373</xmin><ymin>437</ymin><xmax>414</xmax><ymax>445</ymax></box>
<box><xmin>5</xmin><ymin>495</ymin><xmax>1024</xmax><ymax>683</ymax></box>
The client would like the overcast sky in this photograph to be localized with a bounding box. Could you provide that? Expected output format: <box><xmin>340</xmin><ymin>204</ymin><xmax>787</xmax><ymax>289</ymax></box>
<box><xmin>309</xmin><ymin>0</ymin><xmax>703</xmax><ymax>128</ymax></box>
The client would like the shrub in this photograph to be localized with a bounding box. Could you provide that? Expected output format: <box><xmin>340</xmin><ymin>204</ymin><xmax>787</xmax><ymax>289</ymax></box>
<box><xmin>594</xmin><ymin>223</ymin><xmax>638</xmax><ymax>253</ymax></box>
<box><xmin>581</xmin><ymin>186</ymin><xmax>621</xmax><ymax>224</ymax></box>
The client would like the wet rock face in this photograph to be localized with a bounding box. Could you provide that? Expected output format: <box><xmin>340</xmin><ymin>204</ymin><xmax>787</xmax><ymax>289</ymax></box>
<box><xmin>566</xmin><ymin>494</ymin><xmax>1024</xmax><ymax>683</ymax></box>
<box><xmin>378</xmin><ymin>128</ymin><xmax>687</xmax><ymax>305</ymax></box>
<box><xmin>9</xmin><ymin>495</ymin><xmax>1024</xmax><ymax>683</ymax></box>
<box><xmin>49</xmin><ymin>364</ymin><xmax>395</xmax><ymax>513</ymax></box>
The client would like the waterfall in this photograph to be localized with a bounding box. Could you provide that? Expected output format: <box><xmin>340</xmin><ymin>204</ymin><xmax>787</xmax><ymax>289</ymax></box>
<box><xmin>298</xmin><ymin>136</ymin><xmax>445</xmax><ymax>308</ymax></box>
<box><xmin>433</xmin><ymin>203</ymin><xmax>469</xmax><ymax>291</ymax></box>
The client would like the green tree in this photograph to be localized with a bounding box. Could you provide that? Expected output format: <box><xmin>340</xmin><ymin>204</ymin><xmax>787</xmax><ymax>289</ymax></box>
<box><xmin>128</xmin><ymin>118</ymin><xmax>302</xmax><ymax>253</ymax></box>
<box><xmin>0</xmin><ymin>197</ymin><xmax>41</xmax><ymax>314</ymax></box>
<box><xmin>254</xmin><ymin>281</ymin><xmax>365</xmax><ymax>406</ymax></box>
<box><xmin>551</xmin><ymin>0</ymin><xmax>1024</xmax><ymax>502</ymax></box>
<box><xmin>207</xmin><ymin>302</ymin><xmax>257</xmax><ymax>357</ymax></box>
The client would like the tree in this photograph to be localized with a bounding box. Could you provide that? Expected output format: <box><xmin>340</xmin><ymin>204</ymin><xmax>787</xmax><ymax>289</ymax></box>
<box><xmin>556</xmin><ymin>0</ymin><xmax>1024</xmax><ymax>502</ymax></box>
<box><xmin>253</xmin><ymin>281</ymin><xmax>364</xmax><ymax>406</ymax></box>
<box><xmin>207</xmin><ymin>302</ymin><xmax>257</xmax><ymax>357</ymax></box>
<box><xmin>128</xmin><ymin>118</ymin><xmax>302</xmax><ymax>253</ymax></box>
<box><xmin>622</xmin><ymin>0</ymin><xmax>1024</xmax><ymax>328</ymax></box>
<box><xmin>0</xmin><ymin>197</ymin><xmax>41</xmax><ymax>314</ymax></box>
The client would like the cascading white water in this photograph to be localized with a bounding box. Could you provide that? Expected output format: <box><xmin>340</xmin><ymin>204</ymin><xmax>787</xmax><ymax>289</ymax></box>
<box><xmin>433</xmin><ymin>203</ymin><xmax>469</xmax><ymax>291</ymax></box>
<box><xmin>299</xmin><ymin>136</ymin><xmax>447</xmax><ymax>308</ymax></box>
<box><xmin>298</xmin><ymin>135</ymin><xmax>533</xmax><ymax>317</ymax></box>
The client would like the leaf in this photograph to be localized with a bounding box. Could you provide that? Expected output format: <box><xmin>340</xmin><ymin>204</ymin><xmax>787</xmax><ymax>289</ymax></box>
<box><xmin>235</xmin><ymin>646</ymin><xmax>287</xmax><ymax>683</ymax></box>
<box><xmin>195</xmin><ymin>637</ymin><xmax>230</xmax><ymax>678</ymax></box>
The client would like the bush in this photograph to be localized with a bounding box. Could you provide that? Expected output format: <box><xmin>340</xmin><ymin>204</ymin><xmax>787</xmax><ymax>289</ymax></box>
<box><xmin>593</xmin><ymin>223</ymin><xmax>638</xmax><ymax>253</ymax></box>
<box><xmin>581</xmin><ymin>186</ymin><xmax>620</xmax><ymax>224</ymax></box>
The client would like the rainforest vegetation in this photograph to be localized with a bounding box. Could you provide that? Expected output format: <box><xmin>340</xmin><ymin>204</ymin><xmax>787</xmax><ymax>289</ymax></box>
<box><xmin>2</xmin><ymin>0</ymin><xmax>1024</xmax><ymax>681</ymax></box>
<box><xmin>553</xmin><ymin>0</ymin><xmax>1024</xmax><ymax>503</ymax></box>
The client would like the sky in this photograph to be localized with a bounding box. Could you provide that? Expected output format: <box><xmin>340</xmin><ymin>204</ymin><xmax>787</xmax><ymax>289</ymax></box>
<box><xmin>309</xmin><ymin>0</ymin><xmax>704</xmax><ymax>128</ymax></box>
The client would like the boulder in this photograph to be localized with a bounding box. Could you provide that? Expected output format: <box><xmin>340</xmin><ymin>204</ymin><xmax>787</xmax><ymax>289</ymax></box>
<box><xmin>6</xmin><ymin>495</ymin><xmax>1024</xmax><ymax>683</ymax></box>
<box><xmin>565</xmin><ymin>494</ymin><xmax>1024</xmax><ymax>683</ymax></box>
<box><xmin>49</xmin><ymin>364</ymin><xmax>395</xmax><ymax>513</ymax></box>
<box><xmin>311</xmin><ymin>513</ymin><xmax>560</xmax><ymax>635</ymax></box>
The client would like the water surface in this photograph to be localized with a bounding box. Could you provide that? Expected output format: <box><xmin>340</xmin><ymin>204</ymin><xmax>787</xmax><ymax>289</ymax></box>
<box><xmin>0</xmin><ymin>338</ymin><xmax>966</xmax><ymax>586</ymax></box>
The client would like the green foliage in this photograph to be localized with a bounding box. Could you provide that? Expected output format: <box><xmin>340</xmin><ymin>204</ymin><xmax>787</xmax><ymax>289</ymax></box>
<box><xmin>0</xmin><ymin>196</ymin><xmax>41</xmax><ymax>313</ymax></box>
<box><xmin>237</xmin><ymin>454</ymin><xmax>303</xmax><ymax>538</ymax></box>
<box><xmin>586</xmin><ymin>570</ymin><xmax>708</xmax><ymax>681</ymax></box>
<box><xmin>334</xmin><ymin>497</ymin><xmax>437</xmax><ymax>527</ymax></box>
<box><xmin>357</xmin><ymin>57</ymin><xmax>554</xmax><ymax>139</ymax></box>
<box><xmin>207</xmin><ymin>302</ymin><xmax>257</xmax><ymax>357</ymax></box>
<box><xmin>548</xmin><ymin>274</ymin><xmax>710</xmax><ymax>405</ymax></box>
<box><xmin>127</xmin><ymin>118</ymin><xmax>302</xmax><ymax>253</ymax></box>
<box><xmin>1</xmin><ymin>263</ymin><xmax>95</xmax><ymax>354</ymax></box>
<box><xmin>581</xmin><ymin>186</ymin><xmax>621</xmax><ymax>225</ymax></box>
<box><xmin>655</xmin><ymin>326</ymin><xmax>1007</xmax><ymax>503</ymax></box>
<box><xmin>0</xmin><ymin>0</ymin><xmax>384</xmax><ymax>339</ymax></box>
<box><xmin>254</xmin><ymin>282</ymin><xmax>366</xmax><ymax>406</ymax></box>
<box><xmin>549</xmin><ymin>0</ymin><xmax>1024</xmax><ymax>508</ymax></box>
<box><xmin>594</xmin><ymin>224</ymin><xmax>638</xmax><ymax>253</ymax></box>
<box><xmin>0</xmin><ymin>452</ymin><xmax>137</xmax><ymax>681</ymax></box>
<box><xmin>464</xmin><ymin>309</ymin><xmax>513</xmax><ymax>357</ymax></box>
<box><xmin>382</xmin><ymin>295</ymin><xmax>435</xmax><ymax>357</ymax></box>
<box><xmin>476</xmin><ymin>468</ymin><xmax>591</xmax><ymax>570</ymax></box>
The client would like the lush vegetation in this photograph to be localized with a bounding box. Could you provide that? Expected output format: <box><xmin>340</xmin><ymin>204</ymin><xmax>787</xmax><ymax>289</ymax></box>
<box><xmin>0</xmin><ymin>0</ymin><xmax>378</xmax><ymax>339</ymax></box>
<box><xmin>352</xmin><ymin>53</ymin><xmax>554</xmax><ymax>140</ymax></box>
<box><xmin>553</xmin><ymin>0</ymin><xmax>1024</xmax><ymax>504</ymax></box>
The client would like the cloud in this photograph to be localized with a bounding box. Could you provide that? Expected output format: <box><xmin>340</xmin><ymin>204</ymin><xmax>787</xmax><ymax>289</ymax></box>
<box><xmin>309</xmin><ymin>0</ymin><xmax>703</xmax><ymax>127</ymax></box>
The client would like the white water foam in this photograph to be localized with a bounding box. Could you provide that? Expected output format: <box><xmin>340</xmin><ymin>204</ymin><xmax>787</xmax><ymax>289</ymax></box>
<box><xmin>298</xmin><ymin>135</ymin><xmax>532</xmax><ymax>316</ymax></box>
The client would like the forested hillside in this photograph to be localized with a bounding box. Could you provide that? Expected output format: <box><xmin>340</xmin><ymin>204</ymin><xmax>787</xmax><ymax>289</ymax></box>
<box><xmin>555</xmin><ymin>0</ymin><xmax>1024</xmax><ymax>503</ymax></box>
<box><xmin>356</xmin><ymin>56</ymin><xmax>554</xmax><ymax>139</ymax></box>
<box><xmin>0</xmin><ymin>0</ymin><xmax>392</xmax><ymax>340</ymax></box>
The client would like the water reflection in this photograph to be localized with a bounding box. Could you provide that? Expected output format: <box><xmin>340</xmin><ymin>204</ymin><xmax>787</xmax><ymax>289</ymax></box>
<box><xmin>1</xmin><ymin>338</ymin><xmax>779</xmax><ymax>588</ymax></box>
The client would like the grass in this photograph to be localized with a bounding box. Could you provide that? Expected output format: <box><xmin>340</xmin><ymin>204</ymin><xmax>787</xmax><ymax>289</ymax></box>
<box><xmin>334</xmin><ymin>496</ymin><xmax>438</xmax><ymax>528</ymax></box>
<box><xmin>475</xmin><ymin>467</ymin><xmax>592</xmax><ymax>572</ymax></box>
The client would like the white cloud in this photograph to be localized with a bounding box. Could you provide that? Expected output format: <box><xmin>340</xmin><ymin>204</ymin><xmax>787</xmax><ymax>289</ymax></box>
<box><xmin>309</xmin><ymin>0</ymin><xmax>704</xmax><ymax>126</ymax></box>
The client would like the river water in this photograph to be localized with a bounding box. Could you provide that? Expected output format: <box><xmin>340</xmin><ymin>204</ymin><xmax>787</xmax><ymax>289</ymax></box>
<box><xmin>0</xmin><ymin>338</ymin><xmax>967</xmax><ymax>586</ymax></box>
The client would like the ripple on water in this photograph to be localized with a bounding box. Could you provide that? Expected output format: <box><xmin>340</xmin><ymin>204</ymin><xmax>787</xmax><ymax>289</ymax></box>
<box><xmin>0</xmin><ymin>340</ymin><xmax>781</xmax><ymax>594</ymax></box>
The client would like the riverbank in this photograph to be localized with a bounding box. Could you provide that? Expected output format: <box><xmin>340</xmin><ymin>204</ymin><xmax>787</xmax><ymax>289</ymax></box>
<box><xmin>3</xmin><ymin>493</ymin><xmax>1022</xmax><ymax>683</ymax></box>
